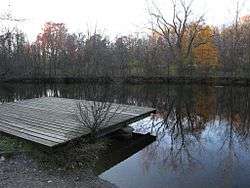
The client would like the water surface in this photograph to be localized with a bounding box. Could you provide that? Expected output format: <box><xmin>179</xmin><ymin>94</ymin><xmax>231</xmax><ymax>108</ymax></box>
<box><xmin>0</xmin><ymin>83</ymin><xmax>250</xmax><ymax>188</ymax></box>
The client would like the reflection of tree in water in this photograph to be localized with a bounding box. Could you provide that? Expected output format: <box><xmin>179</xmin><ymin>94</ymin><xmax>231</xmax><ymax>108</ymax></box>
<box><xmin>217</xmin><ymin>87</ymin><xmax>250</xmax><ymax>152</ymax></box>
<box><xmin>135</xmin><ymin>86</ymin><xmax>211</xmax><ymax>173</ymax></box>
<box><xmin>135</xmin><ymin>86</ymin><xmax>250</xmax><ymax>175</ymax></box>
<box><xmin>215</xmin><ymin>87</ymin><xmax>250</xmax><ymax>187</ymax></box>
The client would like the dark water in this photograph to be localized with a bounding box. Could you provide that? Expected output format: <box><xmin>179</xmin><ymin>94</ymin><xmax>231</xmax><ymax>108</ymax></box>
<box><xmin>0</xmin><ymin>83</ymin><xmax>250</xmax><ymax>188</ymax></box>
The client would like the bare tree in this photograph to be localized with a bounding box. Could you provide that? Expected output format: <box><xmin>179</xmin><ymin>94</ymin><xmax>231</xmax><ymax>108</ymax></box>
<box><xmin>148</xmin><ymin>0</ymin><xmax>206</xmax><ymax>71</ymax></box>
<box><xmin>228</xmin><ymin>0</ymin><xmax>243</xmax><ymax>77</ymax></box>
<box><xmin>75</xmin><ymin>98</ymin><xmax>125</xmax><ymax>141</ymax></box>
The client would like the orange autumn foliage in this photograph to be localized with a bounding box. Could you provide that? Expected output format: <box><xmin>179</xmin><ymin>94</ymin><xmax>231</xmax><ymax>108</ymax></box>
<box><xmin>240</xmin><ymin>15</ymin><xmax>250</xmax><ymax>24</ymax></box>
<box><xmin>195</xmin><ymin>87</ymin><xmax>216</xmax><ymax>121</ymax></box>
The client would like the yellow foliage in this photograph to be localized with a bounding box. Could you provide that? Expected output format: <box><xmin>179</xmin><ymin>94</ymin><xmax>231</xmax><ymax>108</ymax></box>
<box><xmin>193</xmin><ymin>26</ymin><xmax>219</xmax><ymax>67</ymax></box>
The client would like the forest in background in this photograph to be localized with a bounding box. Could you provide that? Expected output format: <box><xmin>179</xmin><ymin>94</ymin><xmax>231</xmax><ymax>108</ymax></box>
<box><xmin>0</xmin><ymin>0</ymin><xmax>250</xmax><ymax>83</ymax></box>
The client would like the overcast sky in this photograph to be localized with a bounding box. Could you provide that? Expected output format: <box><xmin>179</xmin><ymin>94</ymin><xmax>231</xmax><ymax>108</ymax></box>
<box><xmin>0</xmin><ymin>0</ymin><xmax>249</xmax><ymax>41</ymax></box>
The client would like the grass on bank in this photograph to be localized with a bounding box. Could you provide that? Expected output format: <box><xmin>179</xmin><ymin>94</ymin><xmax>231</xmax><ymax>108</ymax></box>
<box><xmin>0</xmin><ymin>132</ymin><xmax>108</xmax><ymax>171</ymax></box>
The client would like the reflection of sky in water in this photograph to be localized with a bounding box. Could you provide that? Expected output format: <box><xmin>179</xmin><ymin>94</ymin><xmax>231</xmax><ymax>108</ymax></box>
<box><xmin>100</xmin><ymin>117</ymin><xmax>250</xmax><ymax>188</ymax></box>
<box><xmin>46</xmin><ymin>89</ymin><xmax>60</xmax><ymax>97</ymax></box>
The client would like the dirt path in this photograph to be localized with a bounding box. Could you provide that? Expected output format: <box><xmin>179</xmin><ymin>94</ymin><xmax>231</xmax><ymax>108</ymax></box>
<box><xmin>0</xmin><ymin>153</ymin><xmax>117</xmax><ymax>188</ymax></box>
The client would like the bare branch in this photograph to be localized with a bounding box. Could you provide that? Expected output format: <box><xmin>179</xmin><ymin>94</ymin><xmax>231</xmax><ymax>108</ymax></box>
<box><xmin>75</xmin><ymin>100</ymin><xmax>125</xmax><ymax>140</ymax></box>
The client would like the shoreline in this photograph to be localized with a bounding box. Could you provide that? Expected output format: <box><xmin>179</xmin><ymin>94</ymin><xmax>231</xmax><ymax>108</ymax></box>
<box><xmin>1</xmin><ymin>76</ymin><xmax>250</xmax><ymax>86</ymax></box>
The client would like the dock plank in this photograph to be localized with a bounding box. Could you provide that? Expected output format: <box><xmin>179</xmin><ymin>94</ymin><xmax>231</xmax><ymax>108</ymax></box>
<box><xmin>0</xmin><ymin>97</ymin><xmax>156</xmax><ymax>147</ymax></box>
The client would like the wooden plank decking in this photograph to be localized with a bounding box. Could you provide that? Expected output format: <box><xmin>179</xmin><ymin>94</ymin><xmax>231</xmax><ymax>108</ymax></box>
<box><xmin>0</xmin><ymin>97</ymin><xmax>156</xmax><ymax>147</ymax></box>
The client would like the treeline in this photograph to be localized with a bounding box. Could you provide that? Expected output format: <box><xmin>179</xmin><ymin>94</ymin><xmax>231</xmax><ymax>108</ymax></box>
<box><xmin>1</xmin><ymin>2</ymin><xmax>250</xmax><ymax>82</ymax></box>
<box><xmin>0</xmin><ymin>24</ymin><xmax>169</xmax><ymax>81</ymax></box>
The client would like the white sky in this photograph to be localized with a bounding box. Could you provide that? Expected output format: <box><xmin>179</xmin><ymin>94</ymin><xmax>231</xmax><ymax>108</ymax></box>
<box><xmin>0</xmin><ymin>0</ymin><xmax>249</xmax><ymax>41</ymax></box>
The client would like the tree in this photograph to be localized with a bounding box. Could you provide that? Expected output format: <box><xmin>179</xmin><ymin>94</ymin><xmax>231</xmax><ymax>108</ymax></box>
<box><xmin>193</xmin><ymin>26</ymin><xmax>219</xmax><ymax>76</ymax></box>
<box><xmin>36</xmin><ymin>22</ymin><xmax>69</xmax><ymax>78</ymax></box>
<box><xmin>113</xmin><ymin>36</ymin><xmax>130</xmax><ymax>77</ymax></box>
<box><xmin>148</xmin><ymin>0</ymin><xmax>205</xmax><ymax>75</ymax></box>
<box><xmin>83</xmin><ymin>33</ymin><xmax>112</xmax><ymax>77</ymax></box>
<box><xmin>75</xmin><ymin>85</ymin><xmax>124</xmax><ymax>141</ymax></box>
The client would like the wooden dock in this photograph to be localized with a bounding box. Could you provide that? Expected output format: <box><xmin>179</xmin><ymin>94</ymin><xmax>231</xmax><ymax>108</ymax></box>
<box><xmin>0</xmin><ymin>97</ymin><xmax>155</xmax><ymax>147</ymax></box>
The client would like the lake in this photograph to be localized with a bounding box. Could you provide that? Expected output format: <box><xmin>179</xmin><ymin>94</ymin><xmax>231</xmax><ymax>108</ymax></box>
<box><xmin>0</xmin><ymin>83</ymin><xmax>250</xmax><ymax>188</ymax></box>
